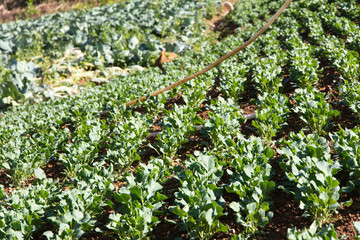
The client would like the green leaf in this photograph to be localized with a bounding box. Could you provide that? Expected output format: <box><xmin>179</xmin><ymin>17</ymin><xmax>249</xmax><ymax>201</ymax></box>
<box><xmin>354</xmin><ymin>222</ymin><xmax>360</xmax><ymax>235</ymax></box>
<box><xmin>171</xmin><ymin>206</ymin><xmax>188</xmax><ymax>218</ymax></box>
<box><xmin>243</xmin><ymin>165</ymin><xmax>253</xmax><ymax>178</ymax></box>
<box><xmin>2</xmin><ymin>162</ymin><xmax>10</xmax><ymax>170</ymax></box>
<box><xmin>114</xmin><ymin>192</ymin><xmax>131</xmax><ymax>203</ymax></box>
<box><xmin>264</xmin><ymin>147</ymin><xmax>275</xmax><ymax>158</ymax></box>
<box><xmin>105</xmin><ymin>199</ymin><xmax>115</xmax><ymax>209</ymax></box>
<box><xmin>89</xmin><ymin>129</ymin><xmax>100</xmax><ymax>142</ymax></box>
<box><xmin>205</xmin><ymin>208</ymin><xmax>214</xmax><ymax>226</ymax></box>
<box><xmin>246</xmin><ymin>202</ymin><xmax>257</xmax><ymax>214</ymax></box>
<box><xmin>43</xmin><ymin>231</ymin><xmax>54</xmax><ymax>240</ymax></box>
<box><xmin>218</xmin><ymin>223</ymin><xmax>229</xmax><ymax>233</ymax></box>
<box><xmin>34</xmin><ymin>168</ymin><xmax>46</xmax><ymax>179</ymax></box>
<box><xmin>128</xmin><ymin>37</ymin><xmax>139</xmax><ymax>50</ymax></box>
<box><xmin>260</xmin><ymin>181</ymin><xmax>275</xmax><ymax>196</ymax></box>
<box><xmin>147</xmin><ymin>179</ymin><xmax>162</xmax><ymax>197</ymax></box>
<box><xmin>344</xmin><ymin>199</ymin><xmax>353</xmax><ymax>207</ymax></box>
<box><xmin>164</xmin><ymin>219</ymin><xmax>177</xmax><ymax>224</ymax></box>
<box><xmin>317</xmin><ymin>161</ymin><xmax>332</xmax><ymax>176</ymax></box>
<box><xmin>72</xmin><ymin>210</ymin><xmax>84</xmax><ymax>221</ymax></box>
<box><xmin>154</xmin><ymin>192</ymin><xmax>167</xmax><ymax>202</ymax></box>
<box><xmin>0</xmin><ymin>40</ymin><xmax>11</xmax><ymax>53</ymax></box>
<box><xmin>193</xmin><ymin>114</ymin><xmax>205</xmax><ymax>125</ymax></box>
<box><xmin>129</xmin><ymin>187</ymin><xmax>143</xmax><ymax>201</ymax></box>
<box><xmin>229</xmin><ymin>202</ymin><xmax>240</xmax><ymax>212</ymax></box>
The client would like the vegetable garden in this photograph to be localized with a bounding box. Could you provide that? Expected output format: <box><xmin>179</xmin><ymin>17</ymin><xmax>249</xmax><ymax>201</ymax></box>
<box><xmin>0</xmin><ymin>0</ymin><xmax>360</xmax><ymax>239</ymax></box>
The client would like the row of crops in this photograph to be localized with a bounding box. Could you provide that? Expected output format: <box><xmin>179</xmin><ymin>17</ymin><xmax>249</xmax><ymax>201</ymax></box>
<box><xmin>0</xmin><ymin>0</ymin><xmax>218</xmax><ymax>108</ymax></box>
<box><xmin>1</xmin><ymin>0</ymin><xmax>360</xmax><ymax>239</ymax></box>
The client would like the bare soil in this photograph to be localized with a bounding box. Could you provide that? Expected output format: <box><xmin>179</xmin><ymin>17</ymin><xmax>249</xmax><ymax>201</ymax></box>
<box><xmin>0</xmin><ymin>0</ymin><xmax>120</xmax><ymax>23</ymax></box>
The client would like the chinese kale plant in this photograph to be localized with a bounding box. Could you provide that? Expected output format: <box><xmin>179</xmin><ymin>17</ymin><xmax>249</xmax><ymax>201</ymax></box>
<box><xmin>253</xmin><ymin>56</ymin><xmax>282</xmax><ymax>93</ymax></box>
<box><xmin>156</xmin><ymin>104</ymin><xmax>196</xmax><ymax>160</ymax></box>
<box><xmin>107</xmin><ymin>159</ymin><xmax>168</xmax><ymax>240</ymax></box>
<box><xmin>224</xmin><ymin>134</ymin><xmax>275</xmax><ymax>237</ymax></box>
<box><xmin>292</xmin><ymin>87</ymin><xmax>339</xmax><ymax>135</ymax></box>
<box><xmin>287</xmin><ymin>220</ymin><xmax>339</xmax><ymax>240</ymax></box>
<box><xmin>340</xmin><ymin>80</ymin><xmax>360</xmax><ymax>116</ymax></box>
<box><xmin>331</xmin><ymin>127</ymin><xmax>360</xmax><ymax>192</ymax></box>
<box><xmin>252</xmin><ymin>92</ymin><xmax>290</xmax><ymax>144</ymax></box>
<box><xmin>201</xmin><ymin>97</ymin><xmax>245</xmax><ymax>150</ymax></box>
<box><xmin>279</xmin><ymin>132</ymin><xmax>344</xmax><ymax>224</ymax></box>
<box><xmin>170</xmin><ymin>153</ymin><xmax>228</xmax><ymax>240</ymax></box>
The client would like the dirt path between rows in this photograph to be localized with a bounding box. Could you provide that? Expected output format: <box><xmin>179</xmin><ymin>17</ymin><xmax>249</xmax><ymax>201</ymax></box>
<box><xmin>0</xmin><ymin>0</ymin><xmax>123</xmax><ymax>23</ymax></box>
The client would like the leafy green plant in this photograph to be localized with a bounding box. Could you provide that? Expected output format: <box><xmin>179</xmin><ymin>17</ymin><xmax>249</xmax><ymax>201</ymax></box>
<box><xmin>287</xmin><ymin>220</ymin><xmax>339</xmax><ymax>240</ymax></box>
<box><xmin>44</xmin><ymin>165</ymin><xmax>114</xmax><ymax>240</ymax></box>
<box><xmin>253</xmin><ymin>56</ymin><xmax>282</xmax><ymax>93</ymax></box>
<box><xmin>201</xmin><ymin>97</ymin><xmax>245</xmax><ymax>150</ymax></box>
<box><xmin>182</xmin><ymin>76</ymin><xmax>213</xmax><ymax>108</ymax></box>
<box><xmin>340</xmin><ymin>80</ymin><xmax>360</xmax><ymax>116</ymax></box>
<box><xmin>0</xmin><ymin>165</ymin><xmax>113</xmax><ymax>240</ymax></box>
<box><xmin>252</xmin><ymin>92</ymin><xmax>290</xmax><ymax>144</ymax></box>
<box><xmin>318</xmin><ymin>36</ymin><xmax>359</xmax><ymax>81</ymax></box>
<box><xmin>138</xmin><ymin>94</ymin><xmax>167</xmax><ymax>116</ymax></box>
<box><xmin>292</xmin><ymin>87</ymin><xmax>339</xmax><ymax>135</ymax></box>
<box><xmin>224</xmin><ymin>134</ymin><xmax>275</xmax><ymax>237</ymax></box>
<box><xmin>107</xmin><ymin>159</ymin><xmax>168</xmax><ymax>240</ymax></box>
<box><xmin>46</xmin><ymin>188</ymin><xmax>101</xmax><ymax>239</ymax></box>
<box><xmin>320</xmin><ymin>3</ymin><xmax>360</xmax><ymax>50</ymax></box>
<box><xmin>288</xmin><ymin>46</ymin><xmax>321</xmax><ymax>88</ymax></box>
<box><xmin>219</xmin><ymin>61</ymin><xmax>248</xmax><ymax>102</ymax></box>
<box><xmin>1</xmin><ymin>137</ymin><xmax>44</xmax><ymax>185</ymax></box>
<box><xmin>0</xmin><ymin>170</ymin><xmax>58</xmax><ymax>240</ymax></box>
<box><xmin>107</xmin><ymin>114</ymin><xmax>150</xmax><ymax>170</ymax></box>
<box><xmin>331</xmin><ymin>127</ymin><xmax>360</xmax><ymax>192</ymax></box>
<box><xmin>60</xmin><ymin>141</ymin><xmax>99</xmax><ymax>178</ymax></box>
<box><xmin>25</xmin><ymin>0</ymin><xmax>40</xmax><ymax>20</ymax></box>
<box><xmin>279</xmin><ymin>132</ymin><xmax>343</xmax><ymax>224</ymax></box>
<box><xmin>203</xmin><ymin>0</ymin><xmax>221</xmax><ymax>20</ymax></box>
<box><xmin>296</xmin><ymin>8</ymin><xmax>325</xmax><ymax>44</ymax></box>
<box><xmin>259</xmin><ymin>30</ymin><xmax>287</xmax><ymax>62</ymax></box>
<box><xmin>170</xmin><ymin>153</ymin><xmax>227</xmax><ymax>240</ymax></box>
<box><xmin>156</xmin><ymin>104</ymin><xmax>196</xmax><ymax>160</ymax></box>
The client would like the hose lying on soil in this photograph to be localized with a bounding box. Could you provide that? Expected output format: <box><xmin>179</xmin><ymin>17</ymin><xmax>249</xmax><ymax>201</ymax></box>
<box><xmin>99</xmin><ymin>0</ymin><xmax>293</xmax><ymax>116</ymax></box>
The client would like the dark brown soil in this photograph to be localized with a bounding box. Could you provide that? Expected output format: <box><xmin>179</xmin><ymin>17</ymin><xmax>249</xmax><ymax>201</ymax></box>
<box><xmin>0</xmin><ymin>169</ymin><xmax>11</xmax><ymax>194</ymax></box>
<box><xmin>0</xmin><ymin>0</ymin><xmax>121</xmax><ymax>23</ymax></box>
<box><xmin>261</xmin><ymin>189</ymin><xmax>310</xmax><ymax>240</ymax></box>
<box><xmin>165</xmin><ymin>92</ymin><xmax>187</xmax><ymax>110</ymax></box>
<box><xmin>241</xmin><ymin>117</ymin><xmax>256</xmax><ymax>138</ymax></box>
<box><xmin>316</xmin><ymin>57</ymin><xmax>360</xmax><ymax>132</ymax></box>
<box><xmin>333</xmin><ymin>195</ymin><xmax>360</xmax><ymax>239</ymax></box>
<box><xmin>275</xmin><ymin>110</ymin><xmax>303</xmax><ymax>140</ymax></box>
<box><xmin>178</xmin><ymin>132</ymin><xmax>207</xmax><ymax>161</ymax></box>
<box><xmin>241</xmin><ymin>101</ymin><xmax>257</xmax><ymax>115</ymax></box>
<box><xmin>152</xmin><ymin>177</ymin><xmax>185</xmax><ymax>239</ymax></box>
<box><xmin>139</xmin><ymin>140</ymin><xmax>160</xmax><ymax>164</ymax></box>
<box><xmin>261</xmin><ymin>153</ymin><xmax>310</xmax><ymax>239</ymax></box>
<box><xmin>43</xmin><ymin>158</ymin><xmax>65</xmax><ymax>182</ymax></box>
<box><xmin>207</xmin><ymin>0</ymin><xmax>239</xmax><ymax>41</ymax></box>
<box><xmin>215</xmin><ymin>170</ymin><xmax>243</xmax><ymax>239</ymax></box>
<box><xmin>206</xmin><ymin>88</ymin><xmax>223</xmax><ymax>102</ymax></box>
<box><xmin>281</xmin><ymin>65</ymin><xmax>297</xmax><ymax>96</ymax></box>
